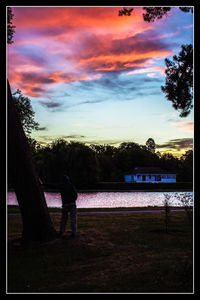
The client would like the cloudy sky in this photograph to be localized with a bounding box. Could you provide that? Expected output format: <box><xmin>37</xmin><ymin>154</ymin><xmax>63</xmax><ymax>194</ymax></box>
<box><xmin>7</xmin><ymin>6</ymin><xmax>194</xmax><ymax>157</ymax></box>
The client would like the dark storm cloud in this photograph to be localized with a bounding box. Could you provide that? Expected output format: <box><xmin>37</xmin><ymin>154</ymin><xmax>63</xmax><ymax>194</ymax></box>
<box><xmin>156</xmin><ymin>138</ymin><xmax>193</xmax><ymax>150</ymax></box>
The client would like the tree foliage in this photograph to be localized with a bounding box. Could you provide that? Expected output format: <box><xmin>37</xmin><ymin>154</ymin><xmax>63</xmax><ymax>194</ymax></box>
<box><xmin>161</xmin><ymin>44</ymin><xmax>193</xmax><ymax>117</ymax></box>
<box><xmin>142</xmin><ymin>7</ymin><xmax>171</xmax><ymax>22</ymax></box>
<box><xmin>118</xmin><ymin>7</ymin><xmax>134</xmax><ymax>16</ymax></box>
<box><xmin>142</xmin><ymin>7</ymin><xmax>193</xmax><ymax>22</ymax></box>
<box><xmin>7</xmin><ymin>7</ymin><xmax>16</xmax><ymax>44</ymax></box>
<box><xmin>12</xmin><ymin>89</ymin><xmax>40</xmax><ymax>136</ymax></box>
<box><xmin>146</xmin><ymin>138</ymin><xmax>156</xmax><ymax>153</ymax></box>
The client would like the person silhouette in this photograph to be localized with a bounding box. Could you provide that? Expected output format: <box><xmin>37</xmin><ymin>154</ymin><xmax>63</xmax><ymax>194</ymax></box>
<box><xmin>40</xmin><ymin>175</ymin><xmax>78</xmax><ymax>237</ymax></box>
<box><xmin>59</xmin><ymin>175</ymin><xmax>78</xmax><ymax>237</ymax></box>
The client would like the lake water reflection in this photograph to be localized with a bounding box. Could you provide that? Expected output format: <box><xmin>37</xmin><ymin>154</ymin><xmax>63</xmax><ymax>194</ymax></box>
<box><xmin>7</xmin><ymin>191</ymin><xmax>193</xmax><ymax>208</ymax></box>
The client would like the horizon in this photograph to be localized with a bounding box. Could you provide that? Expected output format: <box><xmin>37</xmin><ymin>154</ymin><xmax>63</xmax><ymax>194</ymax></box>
<box><xmin>7</xmin><ymin>6</ymin><xmax>194</xmax><ymax>158</ymax></box>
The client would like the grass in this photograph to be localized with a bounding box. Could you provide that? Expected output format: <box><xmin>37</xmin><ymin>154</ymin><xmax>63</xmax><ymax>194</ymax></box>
<box><xmin>7</xmin><ymin>208</ymin><xmax>193</xmax><ymax>293</ymax></box>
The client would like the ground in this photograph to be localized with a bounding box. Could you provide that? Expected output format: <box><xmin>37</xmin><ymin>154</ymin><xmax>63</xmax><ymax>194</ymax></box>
<box><xmin>7</xmin><ymin>208</ymin><xmax>193</xmax><ymax>293</ymax></box>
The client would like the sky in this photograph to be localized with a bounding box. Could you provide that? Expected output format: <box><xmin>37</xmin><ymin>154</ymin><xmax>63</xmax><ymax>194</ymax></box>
<box><xmin>7</xmin><ymin>6</ymin><xmax>194</xmax><ymax>158</ymax></box>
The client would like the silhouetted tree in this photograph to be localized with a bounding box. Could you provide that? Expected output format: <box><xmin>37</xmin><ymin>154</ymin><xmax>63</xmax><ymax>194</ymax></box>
<box><xmin>7</xmin><ymin>7</ymin><xmax>15</xmax><ymax>44</ymax></box>
<box><xmin>179</xmin><ymin>150</ymin><xmax>193</xmax><ymax>181</ymax></box>
<box><xmin>67</xmin><ymin>142</ymin><xmax>99</xmax><ymax>187</ymax></box>
<box><xmin>90</xmin><ymin>144</ymin><xmax>118</xmax><ymax>181</ymax></box>
<box><xmin>159</xmin><ymin>153</ymin><xmax>179</xmax><ymax>174</ymax></box>
<box><xmin>146</xmin><ymin>138</ymin><xmax>156</xmax><ymax>153</ymax></box>
<box><xmin>142</xmin><ymin>7</ymin><xmax>193</xmax><ymax>23</ymax></box>
<box><xmin>119</xmin><ymin>7</ymin><xmax>134</xmax><ymax>16</ymax></box>
<box><xmin>161</xmin><ymin>44</ymin><xmax>193</xmax><ymax>117</ymax></box>
<box><xmin>142</xmin><ymin>7</ymin><xmax>171</xmax><ymax>22</ymax></box>
<box><xmin>8</xmin><ymin>81</ymin><xmax>57</xmax><ymax>244</ymax></box>
<box><xmin>34</xmin><ymin>140</ymin><xmax>99</xmax><ymax>187</ymax></box>
<box><xmin>12</xmin><ymin>89</ymin><xmax>39</xmax><ymax>136</ymax></box>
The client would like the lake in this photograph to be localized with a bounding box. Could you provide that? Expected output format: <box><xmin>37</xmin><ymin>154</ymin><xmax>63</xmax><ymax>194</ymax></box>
<box><xmin>7</xmin><ymin>191</ymin><xmax>193</xmax><ymax>208</ymax></box>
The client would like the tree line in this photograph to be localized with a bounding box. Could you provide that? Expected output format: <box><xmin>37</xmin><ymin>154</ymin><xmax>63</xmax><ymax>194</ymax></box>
<box><xmin>23</xmin><ymin>138</ymin><xmax>192</xmax><ymax>188</ymax></box>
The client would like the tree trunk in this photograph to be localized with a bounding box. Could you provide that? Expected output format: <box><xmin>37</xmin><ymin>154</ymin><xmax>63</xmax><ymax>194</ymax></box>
<box><xmin>7</xmin><ymin>80</ymin><xmax>57</xmax><ymax>244</ymax></box>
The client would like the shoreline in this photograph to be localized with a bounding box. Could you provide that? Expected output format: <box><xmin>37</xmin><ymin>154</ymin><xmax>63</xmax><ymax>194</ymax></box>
<box><xmin>7</xmin><ymin>205</ymin><xmax>193</xmax><ymax>214</ymax></box>
<box><xmin>7</xmin><ymin>181</ymin><xmax>193</xmax><ymax>193</ymax></box>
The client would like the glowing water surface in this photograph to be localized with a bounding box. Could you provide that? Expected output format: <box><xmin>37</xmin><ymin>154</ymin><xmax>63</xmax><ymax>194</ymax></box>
<box><xmin>7</xmin><ymin>191</ymin><xmax>193</xmax><ymax>208</ymax></box>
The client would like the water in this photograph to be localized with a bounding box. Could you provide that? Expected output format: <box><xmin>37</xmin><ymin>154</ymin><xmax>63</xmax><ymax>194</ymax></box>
<box><xmin>7</xmin><ymin>191</ymin><xmax>193</xmax><ymax>208</ymax></box>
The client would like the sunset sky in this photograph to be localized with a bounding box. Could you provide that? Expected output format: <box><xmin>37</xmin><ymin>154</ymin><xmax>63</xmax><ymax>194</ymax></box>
<box><xmin>7</xmin><ymin>6</ymin><xmax>194</xmax><ymax>157</ymax></box>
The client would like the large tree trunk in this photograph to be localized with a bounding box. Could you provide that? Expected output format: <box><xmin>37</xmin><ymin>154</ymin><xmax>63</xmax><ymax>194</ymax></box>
<box><xmin>7</xmin><ymin>80</ymin><xmax>57</xmax><ymax>244</ymax></box>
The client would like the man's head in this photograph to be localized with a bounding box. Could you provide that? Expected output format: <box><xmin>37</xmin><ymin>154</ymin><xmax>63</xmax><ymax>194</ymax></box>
<box><xmin>63</xmin><ymin>174</ymin><xmax>70</xmax><ymax>183</ymax></box>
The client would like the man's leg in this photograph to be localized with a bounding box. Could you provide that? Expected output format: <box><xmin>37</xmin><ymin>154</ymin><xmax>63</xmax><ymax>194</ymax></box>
<box><xmin>59</xmin><ymin>207</ymin><xmax>68</xmax><ymax>235</ymax></box>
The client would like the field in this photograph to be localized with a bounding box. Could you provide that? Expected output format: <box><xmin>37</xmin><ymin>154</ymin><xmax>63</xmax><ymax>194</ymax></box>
<box><xmin>7</xmin><ymin>208</ymin><xmax>193</xmax><ymax>293</ymax></box>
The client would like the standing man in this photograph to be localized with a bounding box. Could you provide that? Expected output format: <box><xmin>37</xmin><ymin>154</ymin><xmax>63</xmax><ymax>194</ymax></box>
<box><xmin>59</xmin><ymin>175</ymin><xmax>78</xmax><ymax>237</ymax></box>
<box><xmin>40</xmin><ymin>175</ymin><xmax>78</xmax><ymax>238</ymax></box>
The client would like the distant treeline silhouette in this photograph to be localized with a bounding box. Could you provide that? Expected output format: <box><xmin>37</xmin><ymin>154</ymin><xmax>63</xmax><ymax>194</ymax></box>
<box><xmin>12</xmin><ymin>139</ymin><xmax>192</xmax><ymax>188</ymax></box>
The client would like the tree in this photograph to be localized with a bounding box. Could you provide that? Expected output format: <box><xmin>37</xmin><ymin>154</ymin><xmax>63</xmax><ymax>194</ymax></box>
<box><xmin>142</xmin><ymin>7</ymin><xmax>171</xmax><ymax>22</ymax></box>
<box><xmin>161</xmin><ymin>44</ymin><xmax>193</xmax><ymax>117</ymax></box>
<box><xmin>7</xmin><ymin>7</ymin><xmax>57</xmax><ymax>244</ymax></box>
<box><xmin>8</xmin><ymin>81</ymin><xmax>57</xmax><ymax>244</ymax></box>
<box><xmin>7</xmin><ymin>7</ymin><xmax>16</xmax><ymax>44</ymax></box>
<box><xmin>66</xmin><ymin>142</ymin><xmax>99</xmax><ymax>186</ymax></box>
<box><xmin>119</xmin><ymin>7</ymin><xmax>134</xmax><ymax>16</ymax></box>
<box><xmin>12</xmin><ymin>89</ymin><xmax>39</xmax><ymax>136</ymax></box>
<box><xmin>159</xmin><ymin>153</ymin><xmax>179</xmax><ymax>174</ymax></box>
<box><xmin>142</xmin><ymin>7</ymin><xmax>193</xmax><ymax>23</ymax></box>
<box><xmin>179</xmin><ymin>150</ymin><xmax>193</xmax><ymax>182</ymax></box>
<box><xmin>146</xmin><ymin>138</ymin><xmax>156</xmax><ymax>153</ymax></box>
<box><xmin>90</xmin><ymin>144</ymin><xmax>118</xmax><ymax>182</ymax></box>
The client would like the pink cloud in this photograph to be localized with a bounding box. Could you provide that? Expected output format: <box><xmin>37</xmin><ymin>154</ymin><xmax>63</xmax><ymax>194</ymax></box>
<box><xmin>178</xmin><ymin>122</ymin><xmax>194</xmax><ymax>133</ymax></box>
<box><xmin>8</xmin><ymin>7</ymin><xmax>174</xmax><ymax>97</ymax></box>
<box><xmin>169</xmin><ymin>120</ymin><xmax>194</xmax><ymax>133</ymax></box>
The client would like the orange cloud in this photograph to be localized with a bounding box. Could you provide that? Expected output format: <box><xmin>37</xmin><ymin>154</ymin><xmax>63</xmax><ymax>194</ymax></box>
<box><xmin>76</xmin><ymin>50</ymin><xmax>172</xmax><ymax>73</ymax></box>
<box><xmin>8</xmin><ymin>7</ymin><xmax>175</xmax><ymax>97</ymax></box>
<box><xmin>12</xmin><ymin>7</ymin><xmax>145</xmax><ymax>31</ymax></box>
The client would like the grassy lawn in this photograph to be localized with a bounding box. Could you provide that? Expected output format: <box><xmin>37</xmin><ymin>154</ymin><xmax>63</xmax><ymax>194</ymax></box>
<box><xmin>7</xmin><ymin>209</ymin><xmax>193</xmax><ymax>293</ymax></box>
